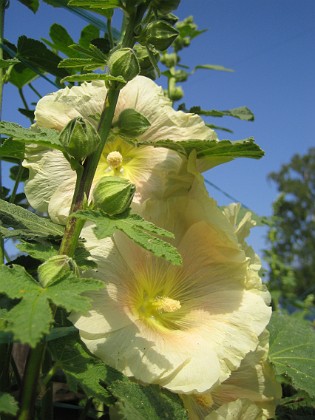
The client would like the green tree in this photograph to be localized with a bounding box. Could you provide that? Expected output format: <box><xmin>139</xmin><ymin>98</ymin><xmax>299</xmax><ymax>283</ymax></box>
<box><xmin>265</xmin><ymin>147</ymin><xmax>315</xmax><ymax>314</ymax></box>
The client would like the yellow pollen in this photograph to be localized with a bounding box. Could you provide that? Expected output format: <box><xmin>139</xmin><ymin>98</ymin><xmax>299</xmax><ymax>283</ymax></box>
<box><xmin>107</xmin><ymin>151</ymin><xmax>123</xmax><ymax>169</ymax></box>
<box><xmin>151</xmin><ymin>296</ymin><xmax>181</xmax><ymax>313</ymax></box>
<box><xmin>195</xmin><ymin>393</ymin><xmax>214</xmax><ymax>408</ymax></box>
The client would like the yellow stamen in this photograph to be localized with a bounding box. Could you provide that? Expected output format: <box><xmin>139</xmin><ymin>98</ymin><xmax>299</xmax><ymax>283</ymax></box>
<box><xmin>107</xmin><ymin>151</ymin><xmax>123</xmax><ymax>169</ymax></box>
<box><xmin>195</xmin><ymin>393</ymin><xmax>214</xmax><ymax>408</ymax></box>
<box><xmin>151</xmin><ymin>296</ymin><xmax>181</xmax><ymax>313</ymax></box>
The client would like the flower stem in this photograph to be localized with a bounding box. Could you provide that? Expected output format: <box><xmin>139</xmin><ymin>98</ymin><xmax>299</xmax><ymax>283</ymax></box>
<box><xmin>18</xmin><ymin>342</ymin><xmax>46</xmax><ymax>420</ymax></box>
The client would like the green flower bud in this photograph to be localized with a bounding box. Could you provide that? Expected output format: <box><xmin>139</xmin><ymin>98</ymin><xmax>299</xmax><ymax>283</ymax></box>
<box><xmin>169</xmin><ymin>85</ymin><xmax>183</xmax><ymax>101</ymax></box>
<box><xmin>160</xmin><ymin>52</ymin><xmax>177</xmax><ymax>68</ymax></box>
<box><xmin>174</xmin><ymin>69</ymin><xmax>188</xmax><ymax>82</ymax></box>
<box><xmin>108</xmin><ymin>48</ymin><xmax>140</xmax><ymax>82</ymax></box>
<box><xmin>92</xmin><ymin>176</ymin><xmax>136</xmax><ymax>216</ymax></box>
<box><xmin>134</xmin><ymin>44</ymin><xmax>160</xmax><ymax>79</ymax></box>
<box><xmin>59</xmin><ymin>117</ymin><xmax>100</xmax><ymax>161</ymax></box>
<box><xmin>151</xmin><ymin>0</ymin><xmax>180</xmax><ymax>14</ymax></box>
<box><xmin>38</xmin><ymin>255</ymin><xmax>75</xmax><ymax>288</ymax></box>
<box><xmin>138</xmin><ymin>21</ymin><xmax>179</xmax><ymax>51</ymax></box>
<box><xmin>116</xmin><ymin>108</ymin><xmax>150</xmax><ymax>137</ymax></box>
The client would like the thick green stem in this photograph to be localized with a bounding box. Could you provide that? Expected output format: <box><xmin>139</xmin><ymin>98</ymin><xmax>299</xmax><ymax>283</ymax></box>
<box><xmin>18</xmin><ymin>342</ymin><xmax>46</xmax><ymax>420</ymax></box>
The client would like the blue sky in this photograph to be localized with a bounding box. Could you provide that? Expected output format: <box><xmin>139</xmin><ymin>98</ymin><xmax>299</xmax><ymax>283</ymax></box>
<box><xmin>3</xmin><ymin>0</ymin><xmax>315</xmax><ymax>259</ymax></box>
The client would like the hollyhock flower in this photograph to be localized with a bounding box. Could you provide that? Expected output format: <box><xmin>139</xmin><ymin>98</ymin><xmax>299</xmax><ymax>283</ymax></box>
<box><xmin>70</xmin><ymin>188</ymin><xmax>271</xmax><ymax>394</ymax></box>
<box><xmin>181</xmin><ymin>331</ymin><xmax>281</xmax><ymax>419</ymax></box>
<box><xmin>23</xmin><ymin>76</ymin><xmax>216</xmax><ymax>223</ymax></box>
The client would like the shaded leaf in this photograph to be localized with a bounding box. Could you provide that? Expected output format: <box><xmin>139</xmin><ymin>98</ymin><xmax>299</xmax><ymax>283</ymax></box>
<box><xmin>0</xmin><ymin>139</ymin><xmax>25</xmax><ymax>160</ymax></box>
<box><xmin>193</xmin><ymin>64</ymin><xmax>233</xmax><ymax>72</ymax></box>
<box><xmin>17</xmin><ymin>36</ymin><xmax>68</xmax><ymax>78</ymax></box>
<box><xmin>79</xmin><ymin>24</ymin><xmax>100</xmax><ymax>48</ymax></box>
<box><xmin>49</xmin><ymin>333</ymin><xmax>113</xmax><ymax>403</ymax></box>
<box><xmin>0</xmin><ymin>121</ymin><xmax>62</xmax><ymax>150</ymax></box>
<box><xmin>0</xmin><ymin>392</ymin><xmax>19</xmax><ymax>416</ymax></box>
<box><xmin>17</xmin><ymin>0</ymin><xmax>39</xmax><ymax>12</ymax></box>
<box><xmin>74</xmin><ymin>210</ymin><xmax>182</xmax><ymax>265</ymax></box>
<box><xmin>0</xmin><ymin>58</ymin><xmax>20</xmax><ymax>69</ymax></box>
<box><xmin>133</xmin><ymin>137</ymin><xmax>264</xmax><ymax>160</ymax></box>
<box><xmin>0</xmin><ymin>198</ymin><xmax>64</xmax><ymax>238</ymax></box>
<box><xmin>61</xmin><ymin>73</ymin><xmax>126</xmax><ymax>84</ymax></box>
<box><xmin>268</xmin><ymin>312</ymin><xmax>315</xmax><ymax>398</ymax></box>
<box><xmin>109</xmin><ymin>381</ymin><xmax>188</xmax><ymax>420</ymax></box>
<box><xmin>190</xmin><ymin>106</ymin><xmax>255</xmax><ymax>121</ymax></box>
<box><xmin>68</xmin><ymin>0</ymin><xmax>121</xmax><ymax>8</ymax></box>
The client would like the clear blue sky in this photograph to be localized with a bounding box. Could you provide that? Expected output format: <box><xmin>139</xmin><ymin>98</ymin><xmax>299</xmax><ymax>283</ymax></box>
<box><xmin>3</xmin><ymin>0</ymin><xmax>315</xmax><ymax>259</ymax></box>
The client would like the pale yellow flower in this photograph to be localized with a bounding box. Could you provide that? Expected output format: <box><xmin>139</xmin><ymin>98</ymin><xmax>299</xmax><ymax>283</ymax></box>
<box><xmin>23</xmin><ymin>76</ymin><xmax>215</xmax><ymax>223</ymax></box>
<box><xmin>181</xmin><ymin>331</ymin><xmax>281</xmax><ymax>419</ymax></box>
<box><xmin>71</xmin><ymin>188</ymin><xmax>271</xmax><ymax>394</ymax></box>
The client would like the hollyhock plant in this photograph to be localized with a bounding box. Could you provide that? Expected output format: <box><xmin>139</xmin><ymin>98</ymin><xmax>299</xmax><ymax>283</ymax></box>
<box><xmin>70</xmin><ymin>185</ymin><xmax>271</xmax><ymax>394</ymax></box>
<box><xmin>23</xmin><ymin>75</ymin><xmax>216</xmax><ymax>224</ymax></box>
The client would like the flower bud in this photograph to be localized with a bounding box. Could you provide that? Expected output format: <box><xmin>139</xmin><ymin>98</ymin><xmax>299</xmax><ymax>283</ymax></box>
<box><xmin>151</xmin><ymin>0</ymin><xmax>180</xmax><ymax>14</ymax></box>
<box><xmin>108</xmin><ymin>48</ymin><xmax>140</xmax><ymax>82</ymax></box>
<box><xmin>92</xmin><ymin>176</ymin><xmax>136</xmax><ymax>216</ymax></box>
<box><xmin>169</xmin><ymin>85</ymin><xmax>183</xmax><ymax>101</ymax></box>
<box><xmin>138</xmin><ymin>21</ymin><xmax>179</xmax><ymax>51</ymax></box>
<box><xmin>59</xmin><ymin>117</ymin><xmax>100</xmax><ymax>161</ymax></box>
<box><xmin>160</xmin><ymin>52</ymin><xmax>177</xmax><ymax>68</ymax></box>
<box><xmin>134</xmin><ymin>44</ymin><xmax>160</xmax><ymax>79</ymax></box>
<box><xmin>38</xmin><ymin>255</ymin><xmax>74</xmax><ymax>288</ymax></box>
<box><xmin>116</xmin><ymin>108</ymin><xmax>150</xmax><ymax>137</ymax></box>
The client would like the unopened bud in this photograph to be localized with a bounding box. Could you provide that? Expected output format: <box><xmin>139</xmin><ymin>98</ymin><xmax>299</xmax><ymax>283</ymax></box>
<box><xmin>38</xmin><ymin>255</ymin><xmax>75</xmax><ymax>288</ymax></box>
<box><xmin>92</xmin><ymin>176</ymin><xmax>136</xmax><ymax>216</ymax></box>
<box><xmin>151</xmin><ymin>0</ymin><xmax>180</xmax><ymax>14</ymax></box>
<box><xmin>108</xmin><ymin>48</ymin><xmax>140</xmax><ymax>82</ymax></box>
<box><xmin>169</xmin><ymin>85</ymin><xmax>183</xmax><ymax>101</ymax></box>
<box><xmin>116</xmin><ymin>108</ymin><xmax>150</xmax><ymax>137</ymax></box>
<box><xmin>138</xmin><ymin>21</ymin><xmax>179</xmax><ymax>51</ymax></box>
<box><xmin>59</xmin><ymin>117</ymin><xmax>100</xmax><ymax>161</ymax></box>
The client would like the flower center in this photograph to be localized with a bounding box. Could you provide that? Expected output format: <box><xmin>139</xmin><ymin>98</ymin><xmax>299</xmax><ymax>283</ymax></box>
<box><xmin>195</xmin><ymin>393</ymin><xmax>214</xmax><ymax>409</ymax></box>
<box><xmin>107</xmin><ymin>151</ymin><xmax>123</xmax><ymax>169</ymax></box>
<box><xmin>151</xmin><ymin>296</ymin><xmax>181</xmax><ymax>313</ymax></box>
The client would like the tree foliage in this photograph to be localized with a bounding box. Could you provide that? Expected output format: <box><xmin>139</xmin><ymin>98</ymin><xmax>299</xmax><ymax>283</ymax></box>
<box><xmin>264</xmin><ymin>148</ymin><xmax>315</xmax><ymax>314</ymax></box>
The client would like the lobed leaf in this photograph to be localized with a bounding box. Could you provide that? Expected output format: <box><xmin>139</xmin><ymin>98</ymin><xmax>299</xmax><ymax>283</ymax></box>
<box><xmin>74</xmin><ymin>210</ymin><xmax>182</xmax><ymax>265</ymax></box>
<box><xmin>0</xmin><ymin>198</ymin><xmax>64</xmax><ymax>238</ymax></box>
<box><xmin>0</xmin><ymin>265</ymin><xmax>102</xmax><ymax>347</ymax></box>
<box><xmin>0</xmin><ymin>392</ymin><xmax>19</xmax><ymax>416</ymax></box>
<box><xmin>109</xmin><ymin>381</ymin><xmax>188</xmax><ymax>420</ymax></box>
<box><xmin>17</xmin><ymin>0</ymin><xmax>39</xmax><ymax>12</ymax></box>
<box><xmin>268</xmin><ymin>312</ymin><xmax>315</xmax><ymax>398</ymax></box>
<box><xmin>0</xmin><ymin>139</ymin><xmax>25</xmax><ymax>160</ymax></box>
<box><xmin>61</xmin><ymin>73</ymin><xmax>126</xmax><ymax>84</ymax></box>
<box><xmin>0</xmin><ymin>58</ymin><xmax>20</xmax><ymax>69</ymax></box>
<box><xmin>190</xmin><ymin>105</ymin><xmax>255</xmax><ymax>121</ymax></box>
<box><xmin>132</xmin><ymin>138</ymin><xmax>264</xmax><ymax>160</ymax></box>
<box><xmin>0</xmin><ymin>121</ymin><xmax>62</xmax><ymax>150</ymax></box>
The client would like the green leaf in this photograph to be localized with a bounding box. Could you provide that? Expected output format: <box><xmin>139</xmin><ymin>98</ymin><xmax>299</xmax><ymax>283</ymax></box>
<box><xmin>268</xmin><ymin>312</ymin><xmax>315</xmax><ymax>398</ymax></box>
<box><xmin>0</xmin><ymin>121</ymin><xmax>62</xmax><ymax>150</ymax></box>
<box><xmin>48</xmin><ymin>23</ymin><xmax>75</xmax><ymax>57</ymax></box>
<box><xmin>17</xmin><ymin>0</ymin><xmax>39</xmax><ymax>12</ymax></box>
<box><xmin>17</xmin><ymin>241</ymin><xmax>58</xmax><ymax>261</ymax></box>
<box><xmin>46</xmin><ymin>274</ymin><xmax>103</xmax><ymax>313</ymax></box>
<box><xmin>49</xmin><ymin>333</ymin><xmax>112</xmax><ymax>403</ymax></box>
<box><xmin>79</xmin><ymin>24</ymin><xmax>100</xmax><ymax>48</ymax></box>
<box><xmin>74</xmin><ymin>210</ymin><xmax>182</xmax><ymax>265</ymax></box>
<box><xmin>61</xmin><ymin>73</ymin><xmax>126</xmax><ymax>84</ymax></box>
<box><xmin>133</xmin><ymin>138</ymin><xmax>264</xmax><ymax>160</ymax></box>
<box><xmin>193</xmin><ymin>64</ymin><xmax>234</xmax><ymax>72</ymax></box>
<box><xmin>190</xmin><ymin>106</ymin><xmax>255</xmax><ymax>121</ymax></box>
<box><xmin>58</xmin><ymin>57</ymin><xmax>105</xmax><ymax>71</ymax></box>
<box><xmin>17</xmin><ymin>36</ymin><xmax>69</xmax><ymax>79</ymax></box>
<box><xmin>206</xmin><ymin>123</ymin><xmax>233</xmax><ymax>134</ymax></box>
<box><xmin>0</xmin><ymin>198</ymin><xmax>64</xmax><ymax>238</ymax></box>
<box><xmin>0</xmin><ymin>392</ymin><xmax>19</xmax><ymax>416</ymax></box>
<box><xmin>109</xmin><ymin>382</ymin><xmax>188</xmax><ymax>420</ymax></box>
<box><xmin>0</xmin><ymin>264</ymin><xmax>103</xmax><ymax>347</ymax></box>
<box><xmin>0</xmin><ymin>58</ymin><xmax>20</xmax><ymax>69</ymax></box>
<box><xmin>68</xmin><ymin>0</ymin><xmax>121</xmax><ymax>8</ymax></box>
<box><xmin>0</xmin><ymin>139</ymin><xmax>25</xmax><ymax>160</ymax></box>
